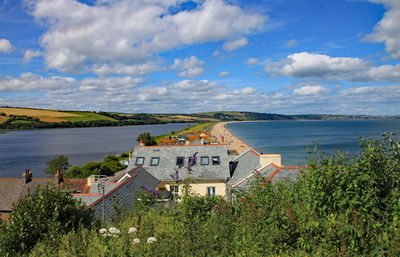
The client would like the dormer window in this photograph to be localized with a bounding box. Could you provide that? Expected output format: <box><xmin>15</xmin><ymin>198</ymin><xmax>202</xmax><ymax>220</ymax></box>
<box><xmin>135</xmin><ymin>157</ymin><xmax>144</xmax><ymax>166</ymax></box>
<box><xmin>150</xmin><ymin>157</ymin><xmax>159</xmax><ymax>166</ymax></box>
<box><xmin>200</xmin><ymin>156</ymin><xmax>209</xmax><ymax>165</ymax></box>
<box><xmin>176</xmin><ymin>157</ymin><xmax>184</xmax><ymax>168</ymax></box>
<box><xmin>212</xmin><ymin>156</ymin><xmax>220</xmax><ymax>165</ymax></box>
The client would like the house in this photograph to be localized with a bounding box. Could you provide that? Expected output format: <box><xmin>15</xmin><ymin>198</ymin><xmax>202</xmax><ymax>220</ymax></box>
<box><xmin>126</xmin><ymin>145</ymin><xmax>305</xmax><ymax>199</ymax></box>
<box><xmin>0</xmin><ymin>169</ymin><xmax>88</xmax><ymax>222</ymax></box>
<box><xmin>127</xmin><ymin>144</ymin><xmax>230</xmax><ymax>198</ymax></box>
<box><xmin>228</xmin><ymin>149</ymin><xmax>304</xmax><ymax>190</ymax></box>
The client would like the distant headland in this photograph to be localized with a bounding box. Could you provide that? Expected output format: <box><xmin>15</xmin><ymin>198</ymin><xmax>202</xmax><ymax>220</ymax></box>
<box><xmin>1</xmin><ymin>106</ymin><xmax>399</xmax><ymax>130</ymax></box>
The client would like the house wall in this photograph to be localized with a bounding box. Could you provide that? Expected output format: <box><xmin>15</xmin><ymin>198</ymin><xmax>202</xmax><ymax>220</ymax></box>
<box><xmin>0</xmin><ymin>211</ymin><xmax>10</xmax><ymax>223</ymax></box>
<box><xmin>260</xmin><ymin>154</ymin><xmax>281</xmax><ymax>168</ymax></box>
<box><xmin>164</xmin><ymin>182</ymin><xmax>226</xmax><ymax>198</ymax></box>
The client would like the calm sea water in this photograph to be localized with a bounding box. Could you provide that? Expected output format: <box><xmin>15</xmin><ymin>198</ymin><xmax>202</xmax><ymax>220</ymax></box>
<box><xmin>0</xmin><ymin>123</ymin><xmax>192</xmax><ymax>178</ymax></box>
<box><xmin>227</xmin><ymin>120</ymin><xmax>400</xmax><ymax>166</ymax></box>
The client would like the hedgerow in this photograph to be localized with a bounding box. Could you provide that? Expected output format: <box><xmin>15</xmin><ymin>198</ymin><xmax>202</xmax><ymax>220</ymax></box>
<box><xmin>2</xmin><ymin>134</ymin><xmax>400</xmax><ymax>256</ymax></box>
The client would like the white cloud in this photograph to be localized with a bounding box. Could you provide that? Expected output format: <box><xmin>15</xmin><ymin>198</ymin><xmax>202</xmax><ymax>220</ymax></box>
<box><xmin>364</xmin><ymin>0</ymin><xmax>400</xmax><ymax>59</ymax></box>
<box><xmin>246</xmin><ymin>58</ymin><xmax>259</xmax><ymax>65</ymax></box>
<box><xmin>287</xmin><ymin>39</ymin><xmax>297</xmax><ymax>47</ymax></box>
<box><xmin>265</xmin><ymin>52</ymin><xmax>400</xmax><ymax>82</ymax></box>
<box><xmin>293</xmin><ymin>85</ymin><xmax>330</xmax><ymax>95</ymax></box>
<box><xmin>0</xmin><ymin>39</ymin><xmax>15</xmax><ymax>54</ymax></box>
<box><xmin>92</xmin><ymin>59</ymin><xmax>165</xmax><ymax>76</ymax></box>
<box><xmin>171</xmin><ymin>56</ymin><xmax>204</xmax><ymax>78</ymax></box>
<box><xmin>222</xmin><ymin>37</ymin><xmax>248</xmax><ymax>51</ymax></box>
<box><xmin>1</xmin><ymin>73</ymin><xmax>400</xmax><ymax>114</ymax></box>
<box><xmin>218</xmin><ymin>71</ymin><xmax>229</xmax><ymax>77</ymax></box>
<box><xmin>31</xmin><ymin>0</ymin><xmax>266</xmax><ymax>73</ymax></box>
<box><xmin>23</xmin><ymin>49</ymin><xmax>42</xmax><ymax>64</ymax></box>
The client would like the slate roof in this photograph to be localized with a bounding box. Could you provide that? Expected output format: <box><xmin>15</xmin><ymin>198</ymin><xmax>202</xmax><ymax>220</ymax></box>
<box><xmin>128</xmin><ymin>144</ymin><xmax>230</xmax><ymax>181</ymax></box>
<box><xmin>0</xmin><ymin>177</ymin><xmax>86</xmax><ymax>211</ymax></box>
<box><xmin>233</xmin><ymin>164</ymin><xmax>304</xmax><ymax>190</ymax></box>
<box><xmin>228</xmin><ymin>149</ymin><xmax>261</xmax><ymax>186</ymax></box>
<box><xmin>88</xmin><ymin>166</ymin><xmax>160</xmax><ymax>220</ymax></box>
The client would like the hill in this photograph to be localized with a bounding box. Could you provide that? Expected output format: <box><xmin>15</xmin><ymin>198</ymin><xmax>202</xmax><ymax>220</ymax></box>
<box><xmin>1</xmin><ymin>107</ymin><xmax>398</xmax><ymax>130</ymax></box>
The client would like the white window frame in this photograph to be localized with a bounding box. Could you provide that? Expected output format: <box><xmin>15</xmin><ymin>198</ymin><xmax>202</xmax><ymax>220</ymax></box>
<box><xmin>171</xmin><ymin>185</ymin><xmax>179</xmax><ymax>199</ymax></box>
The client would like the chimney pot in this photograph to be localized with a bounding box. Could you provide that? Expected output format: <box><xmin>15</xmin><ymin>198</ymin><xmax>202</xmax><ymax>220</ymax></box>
<box><xmin>140</xmin><ymin>139</ymin><xmax>144</xmax><ymax>146</ymax></box>
<box><xmin>22</xmin><ymin>169</ymin><xmax>32</xmax><ymax>184</ymax></box>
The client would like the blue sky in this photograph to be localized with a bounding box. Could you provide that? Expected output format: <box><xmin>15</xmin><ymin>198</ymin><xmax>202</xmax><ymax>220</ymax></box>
<box><xmin>0</xmin><ymin>0</ymin><xmax>399</xmax><ymax>115</ymax></box>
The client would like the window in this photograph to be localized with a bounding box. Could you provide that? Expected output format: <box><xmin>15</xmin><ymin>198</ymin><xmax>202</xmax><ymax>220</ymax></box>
<box><xmin>212</xmin><ymin>156</ymin><xmax>220</xmax><ymax>165</ymax></box>
<box><xmin>188</xmin><ymin>156</ymin><xmax>197</xmax><ymax>166</ymax></box>
<box><xmin>200</xmin><ymin>156</ymin><xmax>209</xmax><ymax>165</ymax></box>
<box><xmin>135</xmin><ymin>157</ymin><xmax>144</xmax><ymax>166</ymax></box>
<box><xmin>176</xmin><ymin>157</ymin><xmax>184</xmax><ymax>168</ymax></box>
<box><xmin>150</xmin><ymin>157</ymin><xmax>159</xmax><ymax>166</ymax></box>
<box><xmin>171</xmin><ymin>185</ymin><xmax>179</xmax><ymax>199</ymax></box>
<box><xmin>207</xmin><ymin>187</ymin><xmax>216</xmax><ymax>197</ymax></box>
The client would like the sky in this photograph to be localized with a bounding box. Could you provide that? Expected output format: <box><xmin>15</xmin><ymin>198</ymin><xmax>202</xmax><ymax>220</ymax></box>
<box><xmin>0</xmin><ymin>0</ymin><xmax>399</xmax><ymax>115</ymax></box>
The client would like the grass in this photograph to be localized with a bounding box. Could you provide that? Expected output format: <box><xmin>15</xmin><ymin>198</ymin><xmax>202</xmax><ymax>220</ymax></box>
<box><xmin>60</xmin><ymin>112</ymin><xmax>117</xmax><ymax>122</ymax></box>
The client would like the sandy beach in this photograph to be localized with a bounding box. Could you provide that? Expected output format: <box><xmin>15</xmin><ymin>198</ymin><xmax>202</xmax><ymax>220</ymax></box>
<box><xmin>211</xmin><ymin>122</ymin><xmax>252</xmax><ymax>154</ymax></box>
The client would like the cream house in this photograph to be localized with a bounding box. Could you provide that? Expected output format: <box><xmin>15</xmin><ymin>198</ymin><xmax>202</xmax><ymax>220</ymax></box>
<box><xmin>128</xmin><ymin>144</ymin><xmax>230</xmax><ymax>198</ymax></box>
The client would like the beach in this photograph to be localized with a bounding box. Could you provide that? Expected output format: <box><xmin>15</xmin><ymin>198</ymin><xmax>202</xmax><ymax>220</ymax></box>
<box><xmin>211</xmin><ymin>122</ymin><xmax>252</xmax><ymax>154</ymax></box>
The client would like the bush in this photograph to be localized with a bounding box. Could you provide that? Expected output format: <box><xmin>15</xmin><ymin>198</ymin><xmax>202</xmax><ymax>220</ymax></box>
<box><xmin>44</xmin><ymin>155</ymin><xmax>71</xmax><ymax>175</ymax></box>
<box><xmin>0</xmin><ymin>185</ymin><xmax>94</xmax><ymax>256</ymax></box>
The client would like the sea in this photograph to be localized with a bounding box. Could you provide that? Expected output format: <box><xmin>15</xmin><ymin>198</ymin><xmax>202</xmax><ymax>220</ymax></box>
<box><xmin>227</xmin><ymin>120</ymin><xmax>400</xmax><ymax>166</ymax></box>
<box><xmin>0</xmin><ymin>123</ymin><xmax>192</xmax><ymax>178</ymax></box>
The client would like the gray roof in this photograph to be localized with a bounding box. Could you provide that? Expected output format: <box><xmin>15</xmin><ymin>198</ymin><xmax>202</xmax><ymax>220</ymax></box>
<box><xmin>0</xmin><ymin>178</ymin><xmax>56</xmax><ymax>211</ymax></box>
<box><xmin>228</xmin><ymin>149</ymin><xmax>261</xmax><ymax>186</ymax></box>
<box><xmin>233</xmin><ymin>164</ymin><xmax>302</xmax><ymax>190</ymax></box>
<box><xmin>128</xmin><ymin>144</ymin><xmax>230</xmax><ymax>181</ymax></box>
<box><xmin>90</xmin><ymin>166</ymin><xmax>160</xmax><ymax>220</ymax></box>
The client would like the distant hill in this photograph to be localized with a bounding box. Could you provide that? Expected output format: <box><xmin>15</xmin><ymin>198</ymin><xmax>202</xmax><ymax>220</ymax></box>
<box><xmin>0</xmin><ymin>107</ymin><xmax>398</xmax><ymax>130</ymax></box>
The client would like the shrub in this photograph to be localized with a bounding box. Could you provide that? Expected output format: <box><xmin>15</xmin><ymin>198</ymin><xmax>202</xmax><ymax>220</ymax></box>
<box><xmin>0</xmin><ymin>185</ymin><xmax>94</xmax><ymax>256</ymax></box>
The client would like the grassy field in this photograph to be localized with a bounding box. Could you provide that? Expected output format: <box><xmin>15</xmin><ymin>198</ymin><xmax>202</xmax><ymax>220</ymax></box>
<box><xmin>0</xmin><ymin>107</ymin><xmax>83</xmax><ymax>123</ymax></box>
<box><xmin>60</xmin><ymin>112</ymin><xmax>117</xmax><ymax>122</ymax></box>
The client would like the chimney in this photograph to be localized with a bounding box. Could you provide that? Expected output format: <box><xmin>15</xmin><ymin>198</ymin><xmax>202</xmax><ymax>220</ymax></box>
<box><xmin>221</xmin><ymin>136</ymin><xmax>224</xmax><ymax>143</ymax></box>
<box><xmin>55</xmin><ymin>169</ymin><xmax>64</xmax><ymax>184</ymax></box>
<box><xmin>140</xmin><ymin>139</ymin><xmax>144</xmax><ymax>146</ymax></box>
<box><xmin>22</xmin><ymin>169</ymin><xmax>32</xmax><ymax>184</ymax></box>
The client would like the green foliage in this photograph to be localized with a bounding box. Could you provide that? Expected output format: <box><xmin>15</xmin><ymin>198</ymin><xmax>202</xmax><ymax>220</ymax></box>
<box><xmin>65</xmin><ymin>155</ymin><xmax>124</xmax><ymax>178</ymax></box>
<box><xmin>13</xmin><ymin>134</ymin><xmax>400</xmax><ymax>256</ymax></box>
<box><xmin>44</xmin><ymin>155</ymin><xmax>70</xmax><ymax>175</ymax></box>
<box><xmin>137</xmin><ymin>132</ymin><xmax>156</xmax><ymax>146</ymax></box>
<box><xmin>0</xmin><ymin>185</ymin><xmax>94</xmax><ymax>256</ymax></box>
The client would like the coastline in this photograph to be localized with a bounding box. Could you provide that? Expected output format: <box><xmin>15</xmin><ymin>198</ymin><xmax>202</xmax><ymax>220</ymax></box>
<box><xmin>211</xmin><ymin>121</ymin><xmax>253</xmax><ymax>154</ymax></box>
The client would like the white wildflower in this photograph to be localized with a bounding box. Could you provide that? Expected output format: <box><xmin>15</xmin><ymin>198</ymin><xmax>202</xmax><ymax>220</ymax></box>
<box><xmin>108</xmin><ymin>227</ymin><xmax>121</xmax><ymax>234</ymax></box>
<box><xmin>112</xmin><ymin>234</ymin><xmax>119</xmax><ymax>238</ymax></box>
<box><xmin>133</xmin><ymin>238</ymin><xmax>140</xmax><ymax>244</ymax></box>
<box><xmin>99</xmin><ymin>228</ymin><xmax>107</xmax><ymax>234</ymax></box>
<box><xmin>128</xmin><ymin>227</ymin><xmax>137</xmax><ymax>234</ymax></box>
<box><xmin>107</xmin><ymin>233</ymin><xmax>112</xmax><ymax>237</ymax></box>
<box><xmin>147</xmin><ymin>237</ymin><xmax>157</xmax><ymax>243</ymax></box>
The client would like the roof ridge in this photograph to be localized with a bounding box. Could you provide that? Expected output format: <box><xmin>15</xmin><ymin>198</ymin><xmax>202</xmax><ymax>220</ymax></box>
<box><xmin>231</xmin><ymin>148</ymin><xmax>253</xmax><ymax>162</ymax></box>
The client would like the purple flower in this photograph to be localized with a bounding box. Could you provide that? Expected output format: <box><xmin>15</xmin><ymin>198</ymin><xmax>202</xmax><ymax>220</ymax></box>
<box><xmin>185</xmin><ymin>152</ymin><xmax>198</xmax><ymax>171</ymax></box>
<box><xmin>141</xmin><ymin>186</ymin><xmax>159</xmax><ymax>197</ymax></box>
<box><xmin>170</xmin><ymin>170</ymin><xmax>180</xmax><ymax>183</ymax></box>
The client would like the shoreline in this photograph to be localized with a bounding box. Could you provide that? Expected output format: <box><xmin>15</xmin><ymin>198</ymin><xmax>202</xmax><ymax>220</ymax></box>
<box><xmin>211</xmin><ymin>121</ymin><xmax>253</xmax><ymax>154</ymax></box>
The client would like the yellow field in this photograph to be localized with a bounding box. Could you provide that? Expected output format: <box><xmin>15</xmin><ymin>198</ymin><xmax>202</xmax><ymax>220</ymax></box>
<box><xmin>0</xmin><ymin>108</ymin><xmax>82</xmax><ymax>117</ymax></box>
<box><xmin>0</xmin><ymin>116</ymin><xmax>8</xmax><ymax>124</ymax></box>
<box><xmin>0</xmin><ymin>107</ymin><xmax>84</xmax><ymax>123</ymax></box>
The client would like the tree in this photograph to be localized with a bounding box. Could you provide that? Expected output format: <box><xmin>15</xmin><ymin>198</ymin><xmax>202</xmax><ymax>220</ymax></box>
<box><xmin>137</xmin><ymin>132</ymin><xmax>156</xmax><ymax>146</ymax></box>
<box><xmin>44</xmin><ymin>155</ymin><xmax>71</xmax><ymax>175</ymax></box>
<box><xmin>0</xmin><ymin>185</ymin><xmax>94</xmax><ymax>255</ymax></box>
